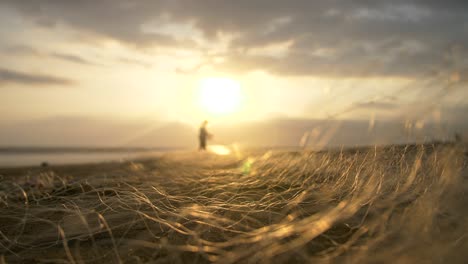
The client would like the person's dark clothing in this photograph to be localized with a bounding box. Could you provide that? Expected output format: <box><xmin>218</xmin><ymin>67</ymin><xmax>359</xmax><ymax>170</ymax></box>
<box><xmin>199</xmin><ymin>127</ymin><xmax>208</xmax><ymax>150</ymax></box>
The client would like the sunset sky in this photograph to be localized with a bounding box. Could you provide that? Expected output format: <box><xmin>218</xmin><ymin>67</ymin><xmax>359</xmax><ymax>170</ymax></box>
<box><xmin>1</xmin><ymin>1</ymin><xmax>467</xmax><ymax>146</ymax></box>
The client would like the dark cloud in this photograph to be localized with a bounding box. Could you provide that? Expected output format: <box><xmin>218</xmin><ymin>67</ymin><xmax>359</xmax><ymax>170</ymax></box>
<box><xmin>1</xmin><ymin>1</ymin><xmax>191</xmax><ymax>48</ymax></box>
<box><xmin>0</xmin><ymin>68</ymin><xmax>75</xmax><ymax>86</ymax></box>
<box><xmin>2</xmin><ymin>0</ymin><xmax>468</xmax><ymax>78</ymax></box>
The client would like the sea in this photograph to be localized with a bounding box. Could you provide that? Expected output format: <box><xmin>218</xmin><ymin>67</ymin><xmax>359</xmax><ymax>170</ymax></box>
<box><xmin>0</xmin><ymin>147</ymin><xmax>181</xmax><ymax>168</ymax></box>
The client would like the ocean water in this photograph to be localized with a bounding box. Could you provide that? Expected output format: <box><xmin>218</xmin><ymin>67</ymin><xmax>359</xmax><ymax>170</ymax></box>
<box><xmin>0</xmin><ymin>145</ymin><xmax>287</xmax><ymax>168</ymax></box>
<box><xmin>0</xmin><ymin>149</ymin><xmax>165</xmax><ymax>168</ymax></box>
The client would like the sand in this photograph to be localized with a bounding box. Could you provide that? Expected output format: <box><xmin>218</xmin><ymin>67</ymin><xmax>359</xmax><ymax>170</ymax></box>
<box><xmin>0</xmin><ymin>144</ymin><xmax>467</xmax><ymax>263</ymax></box>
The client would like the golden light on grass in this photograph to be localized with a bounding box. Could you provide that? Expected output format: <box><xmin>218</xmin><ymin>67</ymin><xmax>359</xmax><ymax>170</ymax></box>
<box><xmin>208</xmin><ymin>144</ymin><xmax>231</xmax><ymax>155</ymax></box>
<box><xmin>198</xmin><ymin>77</ymin><xmax>243</xmax><ymax>115</ymax></box>
<box><xmin>0</xmin><ymin>144</ymin><xmax>466</xmax><ymax>262</ymax></box>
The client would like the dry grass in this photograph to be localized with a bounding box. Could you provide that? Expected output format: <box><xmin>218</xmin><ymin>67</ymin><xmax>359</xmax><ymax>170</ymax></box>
<box><xmin>0</xmin><ymin>143</ymin><xmax>467</xmax><ymax>263</ymax></box>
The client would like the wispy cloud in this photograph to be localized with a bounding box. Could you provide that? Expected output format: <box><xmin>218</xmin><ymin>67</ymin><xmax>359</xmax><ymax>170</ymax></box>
<box><xmin>50</xmin><ymin>52</ymin><xmax>95</xmax><ymax>66</ymax></box>
<box><xmin>0</xmin><ymin>68</ymin><xmax>75</xmax><ymax>86</ymax></box>
<box><xmin>354</xmin><ymin>101</ymin><xmax>398</xmax><ymax>110</ymax></box>
<box><xmin>118</xmin><ymin>57</ymin><xmax>152</xmax><ymax>68</ymax></box>
<box><xmin>3</xmin><ymin>44</ymin><xmax>96</xmax><ymax>66</ymax></box>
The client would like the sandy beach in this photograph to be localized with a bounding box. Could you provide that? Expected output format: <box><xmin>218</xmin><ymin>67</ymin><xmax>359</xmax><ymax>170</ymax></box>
<box><xmin>0</xmin><ymin>144</ymin><xmax>466</xmax><ymax>263</ymax></box>
<box><xmin>2</xmin><ymin>1</ymin><xmax>467</xmax><ymax>263</ymax></box>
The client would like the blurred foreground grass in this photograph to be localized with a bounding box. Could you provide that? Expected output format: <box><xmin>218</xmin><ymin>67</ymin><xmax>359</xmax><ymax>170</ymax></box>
<box><xmin>0</xmin><ymin>143</ymin><xmax>467</xmax><ymax>263</ymax></box>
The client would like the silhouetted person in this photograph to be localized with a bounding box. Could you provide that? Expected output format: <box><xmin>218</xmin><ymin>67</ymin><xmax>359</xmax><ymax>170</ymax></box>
<box><xmin>199</xmin><ymin>120</ymin><xmax>211</xmax><ymax>150</ymax></box>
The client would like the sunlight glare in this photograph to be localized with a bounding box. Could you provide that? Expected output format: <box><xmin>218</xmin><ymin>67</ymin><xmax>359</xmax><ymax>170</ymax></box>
<box><xmin>199</xmin><ymin>78</ymin><xmax>242</xmax><ymax>115</ymax></box>
<box><xmin>208</xmin><ymin>145</ymin><xmax>231</xmax><ymax>155</ymax></box>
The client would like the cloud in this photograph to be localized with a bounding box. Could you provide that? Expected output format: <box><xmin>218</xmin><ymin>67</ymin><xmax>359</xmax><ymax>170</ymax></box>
<box><xmin>2</xmin><ymin>44</ymin><xmax>42</xmax><ymax>56</ymax></box>
<box><xmin>2</xmin><ymin>44</ymin><xmax>96</xmax><ymax>66</ymax></box>
<box><xmin>0</xmin><ymin>1</ymin><xmax>191</xmax><ymax>48</ymax></box>
<box><xmin>50</xmin><ymin>52</ymin><xmax>95</xmax><ymax>66</ymax></box>
<box><xmin>0</xmin><ymin>68</ymin><xmax>75</xmax><ymax>86</ymax></box>
<box><xmin>354</xmin><ymin>101</ymin><xmax>398</xmax><ymax>110</ymax></box>
<box><xmin>118</xmin><ymin>57</ymin><xmax>152</xmax><ymax>68</ymax></box>
<box><xmin>2</xmin><ymin>1</ymin><xmax>468</xmax><ymax>78</ymax></box>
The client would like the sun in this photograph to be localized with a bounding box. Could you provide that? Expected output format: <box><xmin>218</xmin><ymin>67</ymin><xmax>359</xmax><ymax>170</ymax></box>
<box><xmin>198</xmin><ymin>77</ymin><xmax>243</xmax><ymax>115</ymax></box>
